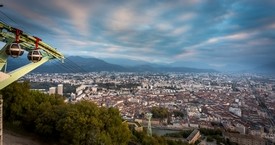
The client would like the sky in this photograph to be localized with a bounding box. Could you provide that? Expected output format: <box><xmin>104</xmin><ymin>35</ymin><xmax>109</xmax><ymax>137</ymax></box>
<box><xmin>0</xmin><ymin>0</ymin><xmax>275</xmax><ymax>71</ymax></box>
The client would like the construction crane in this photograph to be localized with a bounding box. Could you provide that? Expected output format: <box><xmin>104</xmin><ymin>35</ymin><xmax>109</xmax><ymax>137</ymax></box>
<box><xmin>0</xmin><ymin>21</ymin><xmax>64</xmax><ymax>90</ymax></box>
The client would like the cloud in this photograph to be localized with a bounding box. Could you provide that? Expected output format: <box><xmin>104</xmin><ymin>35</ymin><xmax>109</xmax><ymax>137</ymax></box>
<box><xmin>53</xmin><ymin>0</ymin><xmax>92</xmax><ymax>36</ymax></box>
<box><xmin>107</xmin><ymin>8</ymin><xmax>138</xmax><ymax>31</ymax></box>
<box><xmin>177</xmin><ymin>13</ymin><xmax>197</xmax><ymax>22</ymax></box>
<box><xmin>175</xmin><ymin>49</ymin><xmax>198</xmax><ymax>60</ymax></box>
<box><xmin>268</xmin><ymin>23</ymin><xmax>275</xmax><ymax>29</ymax></box>
<box><xmin>206</xmin><ymin>32</ymin><xmax>253</xmax><ymax>43</ymax></box>
<box><xmin>1</xmin><ymin>0</ymin><xmax>275</xmax><ymax>71</ymax></box>
<box><xmin>170</xmin><ymin>25</ymin><xmax>191</xmax><ymax>36</ymax></box>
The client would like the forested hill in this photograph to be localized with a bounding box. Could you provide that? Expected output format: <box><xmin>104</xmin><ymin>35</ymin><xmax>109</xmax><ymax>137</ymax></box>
<box><xmin>1</xmin><ymin>82</ymin><xmax>131</xmax><ymax>145</ymax></box>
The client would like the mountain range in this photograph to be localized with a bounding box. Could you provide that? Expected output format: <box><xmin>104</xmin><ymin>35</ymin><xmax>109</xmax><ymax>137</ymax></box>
<box><xmin>253</xmin><ymin>62</ymin><xmax>275</xmax><ymax>74</ymax></box>
<box><xmin>6</xmin><ymin>55</ymin><xmax>275</xmax><ymax>74</ymax></box>
<box><xmin>6</xmin><ymin>56</ymin><xmax>217</xmax><ymax>73</ymax></box>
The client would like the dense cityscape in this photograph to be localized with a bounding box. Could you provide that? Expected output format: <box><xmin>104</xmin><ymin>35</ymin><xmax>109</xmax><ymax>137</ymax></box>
<box><xmin>22</xmin><ymin>72</ymin><xmax>275</xmax><ymax>144</ymax></box>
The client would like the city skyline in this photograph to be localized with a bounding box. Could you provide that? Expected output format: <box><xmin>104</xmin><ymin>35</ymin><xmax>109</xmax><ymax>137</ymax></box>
<box><xmin>0</xmin><ymin>0</ymin><xmax>275</xmax><ymax>71</ymax></box>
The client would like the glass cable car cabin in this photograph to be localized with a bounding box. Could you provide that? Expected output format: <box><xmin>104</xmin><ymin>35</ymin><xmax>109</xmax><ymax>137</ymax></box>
<box><xmin>27</xmin><ymin>50</ymin><xmax>43</xmax><ymax>63</ymax></box>
<box><xmin>5</xmin><ymin>43</ymin><xmax>24</xmax><ymax>58</ymax></box>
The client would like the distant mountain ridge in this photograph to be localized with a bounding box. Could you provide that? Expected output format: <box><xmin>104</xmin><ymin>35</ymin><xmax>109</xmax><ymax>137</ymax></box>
<box><xmin>253</xmin><ymin>62</ymin><xmax>275</xmax><ymax>74</ymax></box>
<box><xmin>103</xmin><ymin>58</ymin><xmax>151</xmax><ymax>66</ymax></box>
<box><xmin>6</xmin><ymin>56</ymin><xmax>217</xmax><ymax>73</ymax></box>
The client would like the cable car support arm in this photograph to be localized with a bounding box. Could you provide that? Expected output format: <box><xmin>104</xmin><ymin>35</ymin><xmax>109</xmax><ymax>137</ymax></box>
<box><xmin>0</xmin><ymin>21</ymin><xmax>65</xmax><ymax>90</ymax></box>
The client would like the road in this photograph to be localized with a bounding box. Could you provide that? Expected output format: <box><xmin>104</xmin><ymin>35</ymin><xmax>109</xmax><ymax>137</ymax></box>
<box><xmin>3</xmin><ymin>130</ymin><xmax>47</xmax><ymax>145</ymax></box>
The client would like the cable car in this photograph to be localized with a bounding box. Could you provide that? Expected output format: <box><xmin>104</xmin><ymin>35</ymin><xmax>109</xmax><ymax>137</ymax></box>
<box><xmin>5</xmin><ymin>42</ymin><xmax>24</xmax><ymax>58</ymax></box>
<box><xmin>27</xmin><ymin>50</ymin><xmax>42</xmax><ymax>63</ymax></box>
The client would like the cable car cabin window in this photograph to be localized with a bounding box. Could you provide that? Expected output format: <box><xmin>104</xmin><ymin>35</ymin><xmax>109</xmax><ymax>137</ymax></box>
<box><xmin>33</xmin><ymin>51</ymin><xmax>39</xmax><ymax>55</ymax></box>
<box><xmin>11</xmin><ymin>44</ymin><xmax>20</xmax><ymax>48</ymax></box>
<box><xmin>11</xmin><ymin>51</ymin><xmax>20</xmax><ymax>55</ymax></box>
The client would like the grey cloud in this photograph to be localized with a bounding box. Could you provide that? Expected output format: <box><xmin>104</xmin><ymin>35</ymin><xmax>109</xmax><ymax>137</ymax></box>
<box><xmin>2</xmin><ymin>0</ymin><xmax>275</xmax><ymax>71</ymax></box>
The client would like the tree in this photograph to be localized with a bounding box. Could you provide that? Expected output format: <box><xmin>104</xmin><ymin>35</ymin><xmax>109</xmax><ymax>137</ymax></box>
<box><xmin>1</xmin><ymin>81</ymin><xmax>31</xmax><ymax>122</ymax></box>
<box><xmin>173</xmin><ymin>110</ymin><xmax>184</xmax><ymax>118</ymax></box>
<box><xmin>1</xmin><ymin>82</ymin><xmax>131</xmax><ymax>145</ymax></box>
<box><xmin>207</xmin><ymin>136</ymin><xmax>214</xmax><ymax>142</ymax></box>
<box><xmin>151</xmin><ymin>107</ymin><xmax>169</xmax><ymax>119</ymax></box>
<box><xmin>99</xmin><ymin>107</ymin><xmax>131</xmax><ymax>145</ymax></box>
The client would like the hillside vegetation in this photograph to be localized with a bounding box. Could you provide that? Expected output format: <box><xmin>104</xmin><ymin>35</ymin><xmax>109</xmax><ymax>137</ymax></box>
<box><xmin>1</xmin><ymin>82</ymin><xmax>131</xmax><ymax>145</ymax></box>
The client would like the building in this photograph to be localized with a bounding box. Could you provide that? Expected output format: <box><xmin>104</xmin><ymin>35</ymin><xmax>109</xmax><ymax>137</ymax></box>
<box><xmin>186</xmin><ymin>129</ymin><xmax>201</xmax><ymax>144</ymax></box>
<box><xmin>229</xmin><ymin>107</ymin><xmax>242</xmax><ymax>117</ymax></box>
<box><xmin>224</xmin><ymin>132</ymin><xmax>266</xmax><ymax>145</ymax></box>
<box><xmin>49</xmin><ymin>87</ymin><xmax>56</xmax><ymax>95</ymax></box>
<box><xmin>57</xmin><ymin>84</ymin><xmax>63</xmax><ymax>96</ymax></box>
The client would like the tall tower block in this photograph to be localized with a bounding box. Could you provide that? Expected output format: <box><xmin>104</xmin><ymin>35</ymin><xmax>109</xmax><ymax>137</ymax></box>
<box><xmin>49</xmin><ymin>87</ymin><xmax>56</xmax><ymax>95</ymax></box>
<box><xmin>57</xmin><ymin>84</ymin><xmax>63</xmax><ymax>96</ymax></box>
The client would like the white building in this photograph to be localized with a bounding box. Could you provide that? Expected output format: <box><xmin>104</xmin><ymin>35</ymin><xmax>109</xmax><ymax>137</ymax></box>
<box><xmin>128</xmin><ymin>97</ymin><xmax>140</xmax><ymax>103</ymax></box>
<box><xmin>91</xmin><ymin>87</ymin><xmax>97</xmax><ymax>92</ymax></box>
<box><xmin>57</xmin><ymin>84</ymin><xmax>63</xmax><ymax>96</ymax></box>
<box><xmin>49</xmin><ymin>87</ymin><xmax>56</xmax><ymax>95</ymax></box>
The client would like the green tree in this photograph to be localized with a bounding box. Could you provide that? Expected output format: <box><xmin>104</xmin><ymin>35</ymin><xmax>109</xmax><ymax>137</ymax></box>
<box><xmin>1</xmin><ymin>82</ymin><xmax>131</xmax><ymax>145</ymax></box>
<box><xmin>173</xmin><ymin>110</ymin><xmax>184</xmax><ymax>118</ymax></box>
<box><xmin>100</xmin><ymin>107</ymin><xmax>131</xmax><ymax>145</ymax></box>
<box><xmin>1</xmin><ymin>81</ymin><xmax>30</xmax><ymax>122</ymax></box>
<box><xmin>207</xmin><ymin>136</ymin><xmax>214</xmax><ymax>142</ymax></box>
<box><xmin>151</xmin><ymin>107</ymin><xmax>169</xmax><ymax>119</ymax></box>
<box><xmin>56</xmin><ymin>101</ymin><xmax>105</xmax><ymax>145</ymax></box>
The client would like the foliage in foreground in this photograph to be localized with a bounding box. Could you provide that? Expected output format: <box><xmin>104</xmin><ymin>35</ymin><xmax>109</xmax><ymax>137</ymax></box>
<box><xmin>1</xmin><ymin>82</ymin><xmax>130</xmax><ymax>145</ymax></box>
